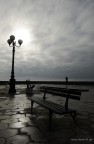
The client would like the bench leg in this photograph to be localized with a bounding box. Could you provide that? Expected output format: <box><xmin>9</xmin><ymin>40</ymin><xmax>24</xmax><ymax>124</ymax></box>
<box><xmin>70</xmin><ymin>112</ymin><xmax>77</xmax><ymax>123</ymax></box>
<box><xmin>31</xmin><ymin>101</ymin><xmax>34</xmax><ymax>114</ymax></box>
<box><xmin>49</xmin><ymin>111</ymin><xmax>53</xmax><ymax>130</ymax></box>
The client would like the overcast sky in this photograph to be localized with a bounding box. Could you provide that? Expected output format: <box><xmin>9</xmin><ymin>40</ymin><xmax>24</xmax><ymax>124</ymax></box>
<box><xmin>0</xmin><ymin>0</ymin><xmax>94</xmax><ymax>81</ymax></box>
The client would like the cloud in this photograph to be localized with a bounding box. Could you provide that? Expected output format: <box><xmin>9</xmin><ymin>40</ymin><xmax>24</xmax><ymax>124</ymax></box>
<box><xmin>0</xmin><ymin>0</ymin><xmax>94</xmax><ymax>81</ymax></box>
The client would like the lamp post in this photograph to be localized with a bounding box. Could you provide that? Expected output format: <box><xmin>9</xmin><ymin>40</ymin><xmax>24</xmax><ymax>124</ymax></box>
<box><xmin>7</xmin><ymin>35</ymin><xmax>23</xmax><ymax>93</ymax></box>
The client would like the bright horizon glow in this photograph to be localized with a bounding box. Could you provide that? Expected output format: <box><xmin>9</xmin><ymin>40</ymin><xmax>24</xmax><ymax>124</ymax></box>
<box><xmin>13</xmin><ymin>27</ymin><xmax>31</xmax><ymax>45</ymax></box>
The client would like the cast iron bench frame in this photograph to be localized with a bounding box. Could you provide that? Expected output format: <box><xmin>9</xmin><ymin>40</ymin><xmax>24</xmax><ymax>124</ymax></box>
<box><xmin>30</xmin><ymin>86</ymin><xmax>84</xmax><ymax>129</ymax></box>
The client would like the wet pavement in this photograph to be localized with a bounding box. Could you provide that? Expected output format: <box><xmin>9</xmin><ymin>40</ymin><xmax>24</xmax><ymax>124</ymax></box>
<box><xmin>0</xmin><ymin>85</ymin><xmax>94</xmax><ymax>144</ymax></box>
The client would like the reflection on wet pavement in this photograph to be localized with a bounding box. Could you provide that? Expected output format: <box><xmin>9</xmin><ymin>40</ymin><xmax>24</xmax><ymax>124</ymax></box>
<box><xmin>0</xmin><ymin>85</ymin><xmax>94</xmax><ymax>144</ymax></box>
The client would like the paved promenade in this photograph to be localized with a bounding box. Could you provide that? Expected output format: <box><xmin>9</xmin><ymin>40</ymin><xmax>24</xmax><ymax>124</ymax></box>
<box><xmin>0</xmin><ymin>85</ymin><xmax>94</xmax><ymax>144</ymax></box>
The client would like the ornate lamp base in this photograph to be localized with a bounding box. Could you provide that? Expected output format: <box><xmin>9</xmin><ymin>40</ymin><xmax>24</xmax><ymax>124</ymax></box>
<box><xmin>9</xmin><ymin>78</ymin><xmax>16</xmax><ymax>93</ymax></box>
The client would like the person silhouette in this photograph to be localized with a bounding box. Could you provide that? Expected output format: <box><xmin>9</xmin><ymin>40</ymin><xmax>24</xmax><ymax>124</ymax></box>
<box><xmin>65</xmin><ymin>77</ymin><xmax>68</xmax><ymax>89</ymax></box>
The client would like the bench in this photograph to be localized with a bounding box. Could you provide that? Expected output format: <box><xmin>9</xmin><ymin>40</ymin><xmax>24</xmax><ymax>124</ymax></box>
<box><xmin>30</xmin><ymin>86</ymin><xmax>82</xmax><ymax>129</ymax></box>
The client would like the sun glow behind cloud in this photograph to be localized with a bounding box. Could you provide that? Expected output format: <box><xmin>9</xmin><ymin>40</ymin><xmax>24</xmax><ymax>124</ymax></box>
<box><xmin>13</xmin><ymin>27</ymin><xmax>31</xmax><ymax>45</ymax></box>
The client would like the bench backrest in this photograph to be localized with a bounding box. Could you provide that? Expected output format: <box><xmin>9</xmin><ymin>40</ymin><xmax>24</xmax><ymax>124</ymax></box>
<box><xmin>40</xmin><ymin>86</ymin><xmax>81</xmax><ymax>109</ymax></box>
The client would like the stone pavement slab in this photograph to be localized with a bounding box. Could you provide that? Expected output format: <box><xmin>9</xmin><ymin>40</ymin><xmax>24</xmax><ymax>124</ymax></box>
<box><xmin>6</xmin><ymin>135</ymin><xmax>30</xmax><ymax>144</ymax></box>
<box><xmin>0</xmin><ymin>138</ymin><xmax>5</xmax><ymax>144</ymax></box>
<box><xmin>0</xmin><ymin>129</ymin><xmax>18</xmax><ymax>138</ymax></box>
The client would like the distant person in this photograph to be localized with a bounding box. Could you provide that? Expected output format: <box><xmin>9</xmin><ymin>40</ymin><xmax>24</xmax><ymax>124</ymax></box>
<box><xmin>65</xmin><ymin>77</ymin><xmax>68</xmax><ymax>89</ymax></box>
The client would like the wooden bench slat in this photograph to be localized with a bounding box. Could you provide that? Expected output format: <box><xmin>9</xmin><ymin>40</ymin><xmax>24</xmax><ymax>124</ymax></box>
<box><xmin>40</xmin><ymin>89</ymin><xmax>81</xmax><ymax>100</ymax></box>
<box><xmin>31</xmin><ymin>97</ymin><xmax>62</xmax><ymax>114</ymax></box>
<box><xmin>40</xmin><ymin>86</ymin><xmax>81</xmax><ymax>95</ymax></box>
<box><xmin>31</xmin><ymin>97</ymin><xmax>76</xmax><ymax>114</ymax></box>
<box><xmin>40</xmin><ymin>99</ymin><xmax>76</xmax><ymax>113</ymax></box>
<box><xmin>40</xmin><ymin>86</ymin><xmax>88</xmax><ymax>92</ymax></box>
<box><xmin>47</xmin><ymin>90</ymin><xmax>81</xmax><ymax>100</ymax></box>
<box><xmin>41</xmin><ymin>88</ymin><xmax>81</xmax><ymax>95</ymax></box>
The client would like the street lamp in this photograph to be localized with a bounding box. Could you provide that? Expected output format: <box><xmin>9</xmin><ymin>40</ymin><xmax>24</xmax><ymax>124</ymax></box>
<box><xmin>7</xmin><ymin>35</ymin><xmax>23</xmax><ymax>93</ymax></box>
